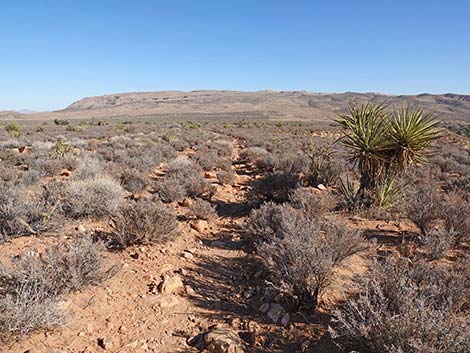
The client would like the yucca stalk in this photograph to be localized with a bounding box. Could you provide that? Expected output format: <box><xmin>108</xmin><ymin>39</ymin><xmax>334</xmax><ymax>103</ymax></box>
<box><xmin>389</xmin><ymin>107</ymin><xmax>442</xmax><ymax>171</ymax></box>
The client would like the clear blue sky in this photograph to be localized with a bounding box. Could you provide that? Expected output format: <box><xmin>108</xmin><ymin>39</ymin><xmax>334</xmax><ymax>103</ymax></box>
<box><xmin>1</xmin><ymin>0</ymin><xmax>469</xmax><ymax>111</ymax></box>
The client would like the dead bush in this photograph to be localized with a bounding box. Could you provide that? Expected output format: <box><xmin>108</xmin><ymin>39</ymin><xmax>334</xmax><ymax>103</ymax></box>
<box><xmin>63</xmin><ymin>176</ymin><xmax>124</xmax><ymax>218</ymax></box>
<box><xmin>259</xmin><ymin>216</ymin><xmax>366</xmax><ymax>308</ymax></box>
<box><xmin>110</xmin><ymin>200</ymin><xmax>178</xmax><ymax>249</ymax></box>
<box><xmin>189</xmin><ymin>199</ymin><xmax>216</xmax><ymax>221</ymax></box>
<box><xmin>330</xmin><ymin>258</ymin><xmax>470</xmax><ymax>353</ymax></box>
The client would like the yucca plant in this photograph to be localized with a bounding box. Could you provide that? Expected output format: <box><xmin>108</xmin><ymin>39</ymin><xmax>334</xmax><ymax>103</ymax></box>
<box><xmin>388</xmin><ymin>107</ymin><xmax>441</xmax><ymax>171</ymax></box>
<box><xmin>336</xmin><ymin>102</ymin><xmax>441</xmax><ymax>192</ymax></box>
<box><xmin>335</xmin><ymin>102</ymin><xmax>391</xmax><ymax>190</ymax></box>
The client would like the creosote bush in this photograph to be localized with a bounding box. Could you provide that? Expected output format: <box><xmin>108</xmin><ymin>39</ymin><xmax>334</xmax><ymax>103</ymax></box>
<box><xmin>250</xmin><ymin>172</ymin><xmax>299</xmax><ymax>203</ymax></box>
<box><xmin>406</xmin><ymin>183</ymin><xmax>443</xmax><ymax>235</ymax></box>
<box><xmin>330</xmin><ymin>258</ymin><xmax>470</xmax><ymax>353</ymax></box>
<box><xmin>110</xmin><ymin>200</ymin><xmax>178</xmax><ymax>249</ymax></box>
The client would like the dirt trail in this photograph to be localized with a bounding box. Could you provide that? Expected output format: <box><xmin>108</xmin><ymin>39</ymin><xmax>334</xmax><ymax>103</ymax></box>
<box><xmin>4</xmin><ymin>142</ymin><xmax>343</xmax><ymax>353</ymax></box>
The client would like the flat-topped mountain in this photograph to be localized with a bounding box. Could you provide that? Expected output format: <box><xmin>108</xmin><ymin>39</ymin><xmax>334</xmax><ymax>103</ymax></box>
<box><xmin>7</xmin><ymin>90</ymin><xmax>470</xmax><ymax>121</ymax></box>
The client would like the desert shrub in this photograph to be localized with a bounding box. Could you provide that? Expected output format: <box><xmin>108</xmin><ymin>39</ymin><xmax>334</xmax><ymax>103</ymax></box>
<box><xmin>250</xmin><ymin>172</ymin><xmax>299</xmax><ymax>203</ymax></box>
<box><xmin>305</xmin><ymin>144</ymin><xmax>342</xmax><ymax>186</ymax></box>
<box><xmin>259</xmin><ymin>217</ymin><xmax>366</xmax><ymax>308</ymax></box>
<box><xmin>246</xmin><ymin>202</ymin><xmax>300</xmax><ymax>244</ymax></box>
<box><xmin>212</xmin><ymin>139</ymin><xmax>234</xmax><ymax>157</ymax></box>
<box><xmin>0</xmin><ymin>236</ymin><xmax>111</xmax><ymax>341</ymax></box>
<box><xmin>73</xmin><ymin>155</ymin><xmax>103</xmax><ymax>180</ymax></box>
<box><xmin>441</xmin><ymin>192</ymin><xmax>470</xmax><ymax>242</ymax></box>
<box><xmin>330</xmin><ymin>258</ymin><xmax>470</xmax><ymax>353</ymax></box>
<box><xmin>238</xmin><ymin>146</ymin><xmax>269</xmax><ymax>163</ymax></box>
<box><xmin>406</xmin><ymin>184</ymin><xmax>443</xmax><ymax>234</ymax></box>
<box><xmin>5</xmin><ymin>122</ymin><xmax>22</xmax><ymax>138</ymax></box>
<box><xmin>193</xmin><ymin>149</ymin><xmax>230</xmax><ymax>171</ymax></box>
<box><xmin>155</xmin><ymin>175</ymin><xmax>187</xmax><ymax>203</ymax></box>
<box><xmin>63</xmin><ymin>176</ymin><xmax>124</xmax><ymax>218</ymax></box>
<box><xmin>118</xmin><ymin>168</ymin><xmax>149</xmax><ymax>193</ymax></box>
<box><xmin>217</xmin><ymin>170</ymin><xmax>236</xmax><ymax>185</ymax></box>
<box><xmin>0</xmin><ymin>182</ymin><xmax>61</xmax><ymax>242</ymax></box>
<box><xmin>421</xmin><ymin>229</ymin><xmax>456</xmax><ymax>260</ymax></box>
<box><xmin>110</xmin><ymin>200</ymin><xmax>178</xmax><ymax>249</ymax></box>
<box><xmin>189</xmin><ymin>199</ymin><xmax>216</xmax><ymax>220</ymax></box>
<box><xmin>162</xmin><ymin>158</ymin><xmax>214</xmax><ymax>199</ymax></box>
<box><xmin>289</xmin><ymin>187</ymin><xmax>335</xmax><ymax>217</ymax></box>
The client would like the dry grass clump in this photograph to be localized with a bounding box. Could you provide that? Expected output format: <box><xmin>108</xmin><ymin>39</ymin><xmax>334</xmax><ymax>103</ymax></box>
<box><xmin>110</xmin><ymin>200</ymin><xmax>178</xmax><ymax>249</ymax></box>
<box><xmin>63</xmin><ymin>176</ymin><xmax>124</xmax><ymax>218</ymax></box>
<box><xmin>189</xmin><ymin>199</ymin><xmax>216</xmax><ymax>221</ymax></box>
<box><xmin>0</xmin><ymin>236</ymin><xmax>112</xmax><ymax>342</ymax></box>
<box><xmin>330</xmin><ymin>258</ymin><xmax>470</xmax><ymax>353</ymax></box>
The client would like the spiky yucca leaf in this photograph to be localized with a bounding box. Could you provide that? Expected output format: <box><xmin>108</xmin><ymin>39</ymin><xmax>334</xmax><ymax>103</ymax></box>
<box><xmin>389</xmin><ymin>107</ymin><xmax>441</xmax><ymax>170</ymax></box>
<box><xmin>335</xmin><ymin>102</ymin><xmax>391</xmax><ymax>188</ymax></box>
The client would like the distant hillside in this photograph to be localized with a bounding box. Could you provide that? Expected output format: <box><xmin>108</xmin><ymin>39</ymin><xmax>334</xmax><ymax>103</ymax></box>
<box><xmin>5</xmin><ymin>90</ymin><xmax>470</xmax><ymax>122</ymax></box>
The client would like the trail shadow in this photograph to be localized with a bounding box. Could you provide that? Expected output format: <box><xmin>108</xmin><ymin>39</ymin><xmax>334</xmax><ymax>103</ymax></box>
<box><xmin>363</xmin><ymin>228</ymin><xmax>414</xmax><ymax>247</ymax></box>
<box><xmin>214</xmin><ymin>199</ymin><xmax>253</xmax><ymax>218</ymax></box>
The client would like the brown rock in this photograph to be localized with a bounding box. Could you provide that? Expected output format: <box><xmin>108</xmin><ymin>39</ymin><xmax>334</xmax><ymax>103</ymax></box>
<box><xmin>158</xmin><ymin>276</ymin><xmax>183</xmax><ymax>294</ymax></box>
<box><xmin>180</xmin><ymin>197</ymin><xmax>192</xmax><ymax>207</ymax></box>
<box><xmin>97</xmin><ymin>337</ymin><xmax>113</xmax><ymax>350</ymax></box>
<box><xmin>149</xmin><ymin>294</ymin><xmax>180</xmax><ymax>308</ymax></box>
<box><xmin>191</xmin><ymin>220</ymin><xmax>208</xmax><ymax>233</ymax></box>
<box><xmin>204</xmin><ymin>327</ymin><xmax>244</xmax><ymax>353</ymax></box>
<box><xmin>267</xmin><ymin>303</ymin><xmax>283</xmax><ymax>323</ymax></box>
<box><xmin>204</xmin><ymin>171</ymin><xmax>217</xmax><ymax>179</ymax></box>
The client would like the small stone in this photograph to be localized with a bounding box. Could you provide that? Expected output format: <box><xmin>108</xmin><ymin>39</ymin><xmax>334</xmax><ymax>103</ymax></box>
<box><xmin>182</xmin><ymin>251</ymin><xmax>194</xmax><ymax>260</ymax></box>
<box><xmin>158</xmin><ymin>276</ymin><xmax>184</xmax><ymax>294</ymax></box>
<box><xmin>77</xmin><ymin>331</ymin><xmax>86</xmax><ymax>337</ymax></box>
<box><xmin>203</xmin><ymin>327</ymin><xmax>244</xmax><ymax>353</ymax></box>
<box><xmin>300</xmin><ymin>340</ymin><xmax>311</xmax><ymax>352</ymax></box>
<box><xmin>185</xmin><ymin>285</ymin><xmax>196</xmax><ymax>295</ymax></box>
<box><xmin>191</xmin><ymin>220</ymin><xmax>208</xmax><ymax>233</ymax></box>
<box><xmin>150</xmin><ymin>294</ymin><xmax>180</xmax><ymax>308</ymax></box>
<box><xmin>97</xmin><ymin>337</ymin><xmax>113</xmax><ymax>350</ymax></box>
<box><xmin>259</xmin><ymin>303</ymin><xmax>270</xmax><ymax>314</ymax></box>
<box><xmin>130</xmin><ymin>252</ymin><xmax>139</xmax><ymax>259</ymax></box>
<box><xmin>317</xmin><ymin>183</ymin><xmax>327</xmax><ymax>190</ymax></box>
<box><xmin>180</xmin><ymin>197</ymin><xmax>192</xmax><ymax>207</ymax></box>
<box><xmin>281</xmin><ymin>313</ymin><xmax>290</xmax><ymax>326</ymax></box>
<box><xmin>267</xmin><ymin>303</ymin><xmax>283</xmax><ymax>323</ymax></box>
<box><xmin>77</xmin><ymin>224</ymin><xmax>86</xmax><ymax>233</ymax></box>
<box><xmin>204</xmin><ymin>171</ymin><xmax>217</xmax><ymax>179</ymax></box>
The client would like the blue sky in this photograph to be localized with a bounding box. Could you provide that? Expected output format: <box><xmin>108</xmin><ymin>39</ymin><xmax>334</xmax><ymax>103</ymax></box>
<box><xmin>1</xmin><ymin>0</ymin><xmax>469</xmax><ymax>111</ymax></box>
